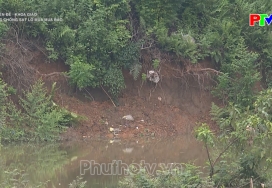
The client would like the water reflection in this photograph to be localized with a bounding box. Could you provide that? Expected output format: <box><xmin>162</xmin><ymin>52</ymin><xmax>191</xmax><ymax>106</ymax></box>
<box><xmin>0</xmin><ymin>132</ymin><xmax>206</xmax><ymax>188</ymax></box>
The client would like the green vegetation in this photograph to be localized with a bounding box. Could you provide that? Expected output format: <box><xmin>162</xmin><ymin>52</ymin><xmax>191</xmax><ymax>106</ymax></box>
<box><xmin>0</xmin><ymin>79</ymin><xmax>77</xmax><ymax>142</ymax></box>
<box><xmin>0</xmin><ymin>144</ymin><xmax>67</xmax><ymax>187</ymax></box>
<box><xmin>201</xmin><ymin>89</ymin><xmax>272</xmax><ymax>186</ymax></box>
<box><xmin>69</xmin><ymin>176</ymin><xmax>87</xmax><ymax>188</ymax></box>
<box><xmin>0</xmin><ymin>142</ymin><xmax>93</xmax><ymax>188</ymax></box>
<box><xmin>119</xmin><ymin>163</ymin><xmax>214</xmax><ymax>188</ymax></box>
<box><xmin>0</xmin><ymin>0</ymin><xmax>272</xmax><ymax>187</ymax></box>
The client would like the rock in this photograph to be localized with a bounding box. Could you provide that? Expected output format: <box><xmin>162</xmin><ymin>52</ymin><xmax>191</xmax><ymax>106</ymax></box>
<box><xmin>123</xmin><ymin>148</ymin><xmax>133</xmax><ymax>153</ymax></box>
<box><xmin>109</xmin><ymin>139</ymin><xmax>121</xmax><ymax>144</ymax></box>
<box><xmin>122</xmin><ymin>115</ymin><xmax>134</xmax><ymax>121</ymax></box>
<box><xmin>71</xmin><ymin>156</ymin><xmax>78</xmax><ymax>162</ymax></box>
<box><xmin>147</xmin><ymin>70</ymin><xmax>160</xmax><ymax>83</ymax></box>
<box><xmin>109</xmin><ymin>127</ymin><xmax>121</xmax><ymax>135</ymax></box>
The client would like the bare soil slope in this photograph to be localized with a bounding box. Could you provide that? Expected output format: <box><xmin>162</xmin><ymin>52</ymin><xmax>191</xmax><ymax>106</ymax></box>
<box><xmin>24</xmin><ymin>49</ymin><xmax>220</xmax><ymax>140</ymax></box>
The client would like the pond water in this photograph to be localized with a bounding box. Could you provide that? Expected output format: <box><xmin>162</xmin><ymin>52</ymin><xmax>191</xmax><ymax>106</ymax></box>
<box><xmin>0</xmin><ymin>130</ymin><xmax>207</xmax><ymax>188</ymax></box>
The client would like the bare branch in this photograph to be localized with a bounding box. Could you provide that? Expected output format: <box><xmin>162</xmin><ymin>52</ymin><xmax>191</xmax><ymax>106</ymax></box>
<box><xmin>141</xmin><ymin>42</ymin><xmax>153</xmax><ymax>50</ymax></box>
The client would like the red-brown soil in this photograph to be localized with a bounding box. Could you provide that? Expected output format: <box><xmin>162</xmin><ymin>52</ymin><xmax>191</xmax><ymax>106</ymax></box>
<box><xmin>27</xmin><ymin>49</ymin><xmax>220</xmax><ymax>141</ymax></box>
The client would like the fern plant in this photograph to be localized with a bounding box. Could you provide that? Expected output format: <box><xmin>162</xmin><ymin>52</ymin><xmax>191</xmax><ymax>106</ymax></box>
<box><xmin>210</xmin><ymin>102</ymin><xmax>233</xmax><ymax>131</ymax></box>
<box><xmin>18</xmin><ymin>80</ymin><xmax>65</xmax><ymax>141</ymax></box>
<box><xmin>0</xmin><ymin>80</ymin><xmax>75</xmax><ymax>142</ymax></box>
<box><xmin>129</xmin><ymin>62</ymin><xmax>142</xmax><ymax>80</ymax></box>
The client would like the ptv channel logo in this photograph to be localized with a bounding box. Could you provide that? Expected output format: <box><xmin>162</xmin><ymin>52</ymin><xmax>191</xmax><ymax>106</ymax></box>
<box><xmin>249</xmin><ymin>14</ymin><xmax>272</xmax><ymax>26</ymax></box>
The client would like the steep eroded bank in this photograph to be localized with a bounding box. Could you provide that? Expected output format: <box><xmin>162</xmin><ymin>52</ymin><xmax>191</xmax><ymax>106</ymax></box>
<box><xmin>5</xmin><ymin>47</ymin><xmax>220</xmax><ymax>141</ymax></box>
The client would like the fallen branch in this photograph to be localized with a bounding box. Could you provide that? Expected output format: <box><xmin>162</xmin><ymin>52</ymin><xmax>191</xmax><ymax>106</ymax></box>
<box><xmin>39</xmin><ymin>71</ymin><xmax>68</xmax><ymax>78</ymax></box>
<box><xmin>100</xmin><ymin>85</ymin><xmax>116</xmax><ymax>107</ymax></box>
<box><xmin>210</xmin><ymin>137</ymin><xmax>239</xmax><ymax>179</ymax></box>
<box><xmin>84</xmin><ymin>88</ymin><xmax>94</xmax><ymax>101</ymax></box>
<box><xmin>192</xmin><ymin>68</ymin><xmax>224</xmax><ymax>75</ymax></box>
<box><xmin>141</xmin><ymin>42</ymin><xmax>153</xmax><ymax>50</ymax></box>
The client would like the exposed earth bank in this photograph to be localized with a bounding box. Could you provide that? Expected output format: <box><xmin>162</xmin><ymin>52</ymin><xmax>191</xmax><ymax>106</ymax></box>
<box><xmin>27</xmin><ymin>49</ymin><xmax>221</xmax><ymax>141</ymax></box>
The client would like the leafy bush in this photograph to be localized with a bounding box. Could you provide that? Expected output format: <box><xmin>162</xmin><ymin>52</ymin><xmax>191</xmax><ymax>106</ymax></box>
<box><xmin>156</xmin><ymin>26</ymin><xmax>199</xmax><ymax>63</ymax></box>
<box><xmin>102</xmin><ymin>66</ymin><xmax>126</xmax><ymax>97</ymax></box>
<box><xmin>68</xmin><ymin>56</ymin><xmax>96</xmax><ymax>89</ymax></box>
<box><xmin>0</xmin><ymin>80</ymin><xmax>75</xmax><ymax>142</ymax></box>
<box><xmin>118</xmin><ymin>163</ymin><xmax>214</xmax><ymax>188</ymax></box>
<box><xmin>0</xmin><ymin>168</ymin><xmax>49</xmax><ymax>188</ymax></box>
<box><xmin>69</xmin><ymin>176</ymin><xmax>87</xmax><ymax>188</ymax></box>
<box><xmin>212</xmin><ymin>39</ymin><xmax>260</xmax><ymax>107</ymax></box>
<box><xmin>199</xmin><ymin>89</ymin><xmax>272</xmax><ymax>187</ymax></box>
<box><xmin>133</xmin><ymin>0</ymin><xmax>184</xmax><ymax>28</ymax></box>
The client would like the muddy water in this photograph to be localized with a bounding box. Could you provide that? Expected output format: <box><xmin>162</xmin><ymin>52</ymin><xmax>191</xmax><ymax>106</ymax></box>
<box><xmin>0</xmin><ymin>132</ymin><xmax>207</xmax><ymax>188</ymax></box>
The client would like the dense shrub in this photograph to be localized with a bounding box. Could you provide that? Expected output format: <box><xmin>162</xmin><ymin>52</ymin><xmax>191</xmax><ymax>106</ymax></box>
<box><xmin>119</xmin><ymin>163</ymin><xmax>214</xmax><ymax>188</ymax></box>
<box><xmin>0</xmin><ymin>80</ymin><xmax>76</xmax><ymax>142</ymax></box>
